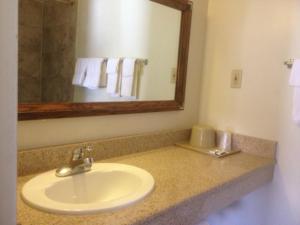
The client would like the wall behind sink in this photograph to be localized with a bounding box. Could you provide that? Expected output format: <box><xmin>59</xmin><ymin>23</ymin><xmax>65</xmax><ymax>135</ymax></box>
<box><xmin>18</xmin><ymin>0</ymin><xmax>210</xmax><ymax>150</ymax></box>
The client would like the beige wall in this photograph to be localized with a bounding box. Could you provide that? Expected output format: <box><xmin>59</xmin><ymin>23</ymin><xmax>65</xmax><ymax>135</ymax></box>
<box><xmin>200</xmin><ymin>0</ymin><xmax>300</xmax><ymax>224</ymax></box>
<box><xmin>0</xmin><ymin>0</ymin><xmax>17</xmax><ymax>224</ymax></box>
<box><xmin>199</xmin><ymin>0</ymin><xmax>287</xmax><ymax>140</ymax></box>
<box><xmin>18</xmin><ymin>0</ymin><xmax>209</xmax><ymax>149</ymax></box>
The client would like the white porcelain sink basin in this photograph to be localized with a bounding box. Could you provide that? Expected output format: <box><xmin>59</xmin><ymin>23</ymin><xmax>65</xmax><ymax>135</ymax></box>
<box><xmin>22</xmin><ymin>163</ymin><xmax>155</xmax><ymax>215</ymax></box>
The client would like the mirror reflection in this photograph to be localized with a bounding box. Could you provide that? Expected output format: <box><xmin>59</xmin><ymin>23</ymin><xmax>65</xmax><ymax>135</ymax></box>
<box><xmin>19</xmin><ymin>0</ymin><xmax>182</xmax><ymax>103</ymax></box>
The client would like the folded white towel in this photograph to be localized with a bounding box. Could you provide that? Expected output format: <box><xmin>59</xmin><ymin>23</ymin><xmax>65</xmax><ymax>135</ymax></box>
<box><xmin>120</xmin><ymin>58</ymin><xmax>144</xmax><ymax>98</ymax></box>
<box><xmin>121</xmin><ymin>58</ymin><xmax>136</xmax><ymax>97</ymax></box>
<box><xmin>72</xmin><ymin>58</ymin><xmax>89</xmax><ymax>86</ymax></box>
<box><xmin>121</xmin><ymin>76</ymin><xmax>135</xmax><ymax>97</ymax></box>
<box><xmin>122</xmin><ymin>58</ymin><xmax>136</xmax><ymax>76</ymax></box>
<box><xmin>107</xmin><ymin>74</ymin><xmax>120</xmax><ymax>95</ymax></box>
<box><xmin>289</xmin><ymin>59</ymin><xmax>300</xmax><ymax>125</ymax></box>
<box><xmin>82</xmin><ymin>58</ymin><xmax>105</xmax><ymax>89</ymax></box>
<box><xmin>106</xmin><ymin>58</ymin><xmax>120</xmax><ymax>94</ymax></box>
<box><xmin>106</xmin><ymin>58</ymin><xmax>120</xmax><ymax>74</ymax></box>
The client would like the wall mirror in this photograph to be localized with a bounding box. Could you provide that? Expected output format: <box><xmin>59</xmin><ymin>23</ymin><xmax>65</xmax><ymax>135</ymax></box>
<box><xmin>18</xmin><ymin>0</ymin><xmax>192</xmax><ymax>120</ymax></box>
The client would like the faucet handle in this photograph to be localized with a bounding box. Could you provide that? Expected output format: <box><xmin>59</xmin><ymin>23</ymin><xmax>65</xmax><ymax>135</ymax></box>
<box><xmin>71</xmin><ymin>145</ymin><xmax>93</xmax><ymax>162</ymax></box>
<box><xmin>86</xmin><ymin>145</ymin><xmax>93</xmax><ymax>153</ymax></box>
<box><xmin>82</xmin><ymin>145</ymin><xmax>94</xmax><ymax>169</ymax></box>
<box><xmin>85</xmin><ymin>145</ymin><xmax>94</xmax><ymax>162</ymax></box>
<box><xmin>72</xmin><ymin>147</ymin><xmax>84</xmax><ymax>161</ymax></box>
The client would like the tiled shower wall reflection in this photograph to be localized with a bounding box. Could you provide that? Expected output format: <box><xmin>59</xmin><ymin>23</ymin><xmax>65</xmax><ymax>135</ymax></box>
<box><xmin>19</xmin><ymin>0</ymin><xmax>43</xmax><ymax>103</ymax></box>
<box><xmin>19</xmin><ymin>0</ymin><xmax>77</xmax><ymax>103</ymax></box>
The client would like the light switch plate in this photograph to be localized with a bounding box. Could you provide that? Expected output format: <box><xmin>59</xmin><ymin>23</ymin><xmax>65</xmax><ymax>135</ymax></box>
<box><xmin>231</xmin><ymin>70</ymin><xmax>243</xmax><ymax>88</ymax></box>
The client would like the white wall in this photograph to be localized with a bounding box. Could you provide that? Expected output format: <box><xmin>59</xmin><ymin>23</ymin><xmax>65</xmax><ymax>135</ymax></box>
<box><xmin>18</xmin><ymin>0</ymin><xmax>209</xmax><ymax>149</ymax></box>
<box><xmin>74</xmin><ymin>0</ymin><xmax>180</xmax><ymax>102</ymax></box>
<box><xmin>0</xmin><ymin>0</ymin><xmax>17</xmax><ymax>224</ymax></box>
<box><xmin>200</xmin><ymin>0</ymin><xmax>300</xmax><ymax>224</ymax></box>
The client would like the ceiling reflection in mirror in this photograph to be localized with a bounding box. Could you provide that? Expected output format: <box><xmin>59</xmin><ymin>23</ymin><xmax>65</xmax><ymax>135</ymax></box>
<box><xmin>18</xmin><ymin>0</ymin><xmax>182</xmax><ymax>103</ymax></box>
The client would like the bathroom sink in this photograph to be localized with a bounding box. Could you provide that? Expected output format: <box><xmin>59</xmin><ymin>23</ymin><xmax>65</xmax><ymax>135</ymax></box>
<box><xmin>22</xmin><ymin>163</ymin><xmax>155</xmax><ymax>215</ymax></box>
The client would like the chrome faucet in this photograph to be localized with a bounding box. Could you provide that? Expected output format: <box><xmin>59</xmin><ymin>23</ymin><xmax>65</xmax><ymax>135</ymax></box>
<box><xmin>55</xmin><ymin>145</ymin><xmax>94</xmax><ymax>177</ymax></box>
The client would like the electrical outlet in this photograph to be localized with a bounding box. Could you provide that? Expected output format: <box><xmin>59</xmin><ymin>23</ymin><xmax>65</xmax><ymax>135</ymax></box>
<box><xmin>171</xmin><ymin>68</ymin><xmax>177</xmax><ymax>83</ymax></box>
<box><xmin>231</xmin><ymin>70</ymin><xmax>243</xmax><ymax>88</ymax></box>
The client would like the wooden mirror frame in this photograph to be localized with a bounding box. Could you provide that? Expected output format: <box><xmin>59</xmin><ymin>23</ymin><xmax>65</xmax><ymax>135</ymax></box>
<box><xmin>18</xmin><ymin>0</ymin><xmax>192</xmax><ymax>120</ymax></box>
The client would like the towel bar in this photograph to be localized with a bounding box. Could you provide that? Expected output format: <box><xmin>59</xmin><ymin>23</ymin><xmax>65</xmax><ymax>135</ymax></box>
<box><xmin>284</xmin><ymin>59</ymin><xmax>294</xmax><ymax>69</ymax></box>
<box><xmin>142</xmin><ymin>59</ymin><xmax>149</xmax><ymax>65</ymax></box>
<box><xmin>103</xmin><ymin>58</ymin><xmax>148</xmax><ymax>66</ymax></box>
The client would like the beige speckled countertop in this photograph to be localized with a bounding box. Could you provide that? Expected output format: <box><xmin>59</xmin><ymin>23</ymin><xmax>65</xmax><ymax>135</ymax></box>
<box><xmin>17</xmin><ymin>146</ymin><xmax>275</xmax><ymax>225</ymax></box>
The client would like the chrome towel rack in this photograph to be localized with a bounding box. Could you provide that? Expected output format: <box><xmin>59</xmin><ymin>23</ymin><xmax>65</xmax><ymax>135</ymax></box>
<box><xmin>284</xmin><ymin>59</ymin><xmax>294</xmax><ymax>69</ymax></box>
<box><xmin>103</xmin><ymin>58</ymin><xmax>148</xmax><ymax>66</ymax></box>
